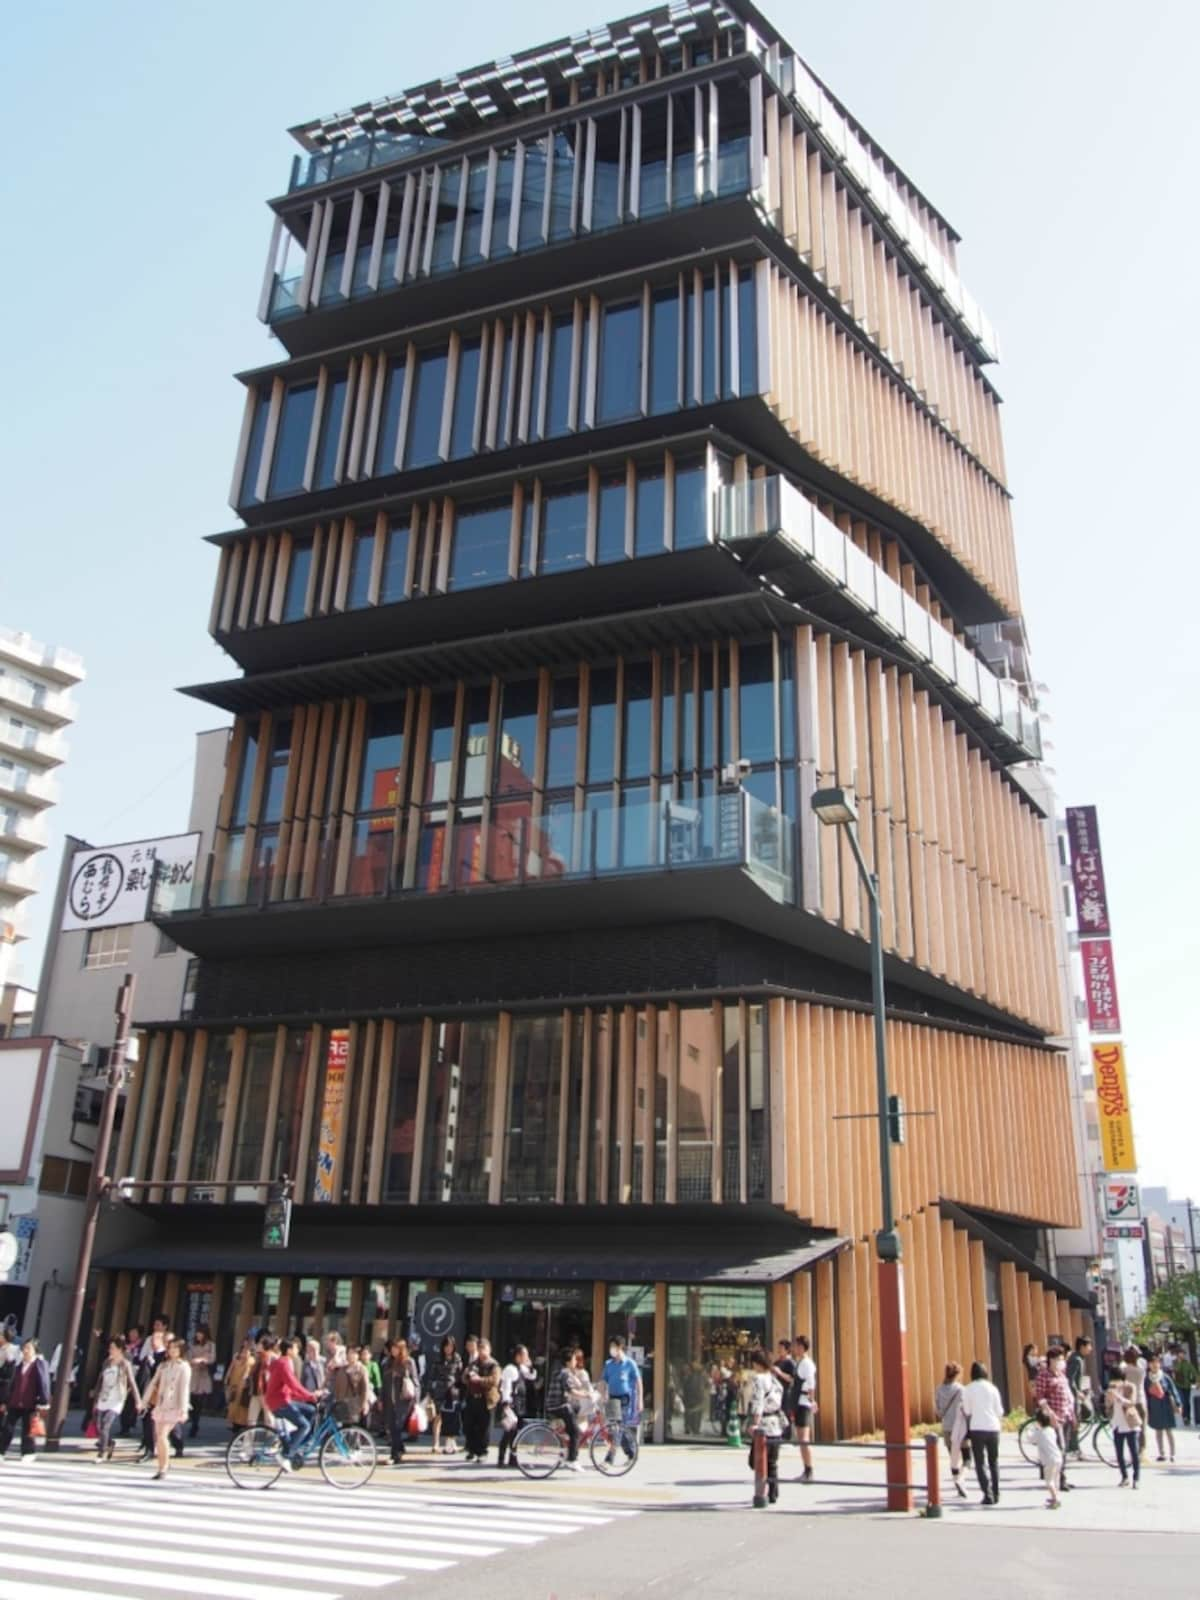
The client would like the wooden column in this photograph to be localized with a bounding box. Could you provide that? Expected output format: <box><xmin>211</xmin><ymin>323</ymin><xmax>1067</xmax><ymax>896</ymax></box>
<box><xmin>998</xmin><ymin>1261</ymin><xmax>1027</xmax><ymax>1415</ymax></box>
<box><xmin>653</xmin><ymin>1282</ymin><xmax>668</xmax><ymax>1445</ymax></box>
<box><xmin>592</xmin><ymin>1281</ymin><xmax>607</xmax><ymax>1378</ymax></box>
<box><xmin>815</xmin><ymin>1256</ymin><xmax>838</xmax><ymax>1439</ymax></box>
<box><xmin>170</xmin><ymin>1031</ymin><xmax>209</xmax><ymax>1202</ymax></box>
<box><xmin>214</xmin><ymin>1028</ymin><xmax>248</xmax><ymax>1184</ymax></box>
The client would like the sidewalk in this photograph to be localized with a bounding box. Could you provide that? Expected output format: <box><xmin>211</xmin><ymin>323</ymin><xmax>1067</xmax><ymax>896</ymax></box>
<box><xmin>35</xmin><ymin>1415</ymin><xmax>1199</xmax><ymax>1533</ymax></box>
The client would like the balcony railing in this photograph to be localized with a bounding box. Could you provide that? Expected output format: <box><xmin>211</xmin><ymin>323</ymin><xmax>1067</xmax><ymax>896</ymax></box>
<box><xmin>715</xmin><ymin>477</ymin><xmax>1043</xmax><ymax>762</ymax></box>
<box><xmin>0</xmin><ymin>811</ymin><xmax>47</xmax><ymax>852</ymax></box>
<box><xmin>0</xmin><ymin>720</ymin><xmax>68</xmax><ymax>765</ymax></box>
<box><xmin>0</xmin><ymin>763</ymin><xmax>59</xmax><ymax>807</ymax></box>
<box><xmin>288</xmin><ymin>130</ymin><xmax>455</xmax><ymax>193</ymax></box>
<box><xmin>161</xmin><ymin>790</ymin><xmax>794</xmax><ymax>918</ymax></box>
<box><xmin>0</xmin><ymin>855</ymin><xmax>37</xmax><ymax>895</ymax></box>
<box><xmin>0</xmin><ymin>672</ymin><xmax>77</xmax><ymax>727</ymax></box>
<box><xmin>0</xmin><ymin>626</ymin><xmax>84</xmax><ymax>684</ymax></box>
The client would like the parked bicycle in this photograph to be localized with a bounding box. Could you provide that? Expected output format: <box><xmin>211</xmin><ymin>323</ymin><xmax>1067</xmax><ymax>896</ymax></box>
<box><xmin>1017</xmin><ymin>1408</ymin><xmax>1116</xmax><ymax>1469</ymax></box>
<box><xmin>226</xmin><ymin>1398</ymin><xmax>377</xmax><ymax>1490</ymax></box>
<box><xmin>515</xmin><ymin>1403</ymin><xmax>642</xmax><ymax>1479</ymax></box>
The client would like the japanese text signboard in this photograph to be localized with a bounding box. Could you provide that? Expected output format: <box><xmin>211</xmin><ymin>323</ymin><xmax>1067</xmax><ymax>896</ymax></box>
<box><xmin>1082</xmin><ymin>939</ymin><xmax>1122</xmax><ymax>1034</ymax></box>
<box><xmin>312</xmin><ymin>1028</ymin><xmax>350</xmax><ymax>1203</ymax></box>
<box><xmin>61</xmin><ymin>834</ymin><xmax>200</xmax><ymax>931</ymax></box>
<box><xmin>1093</xmin><ymin>1043</ymin><xmax>1137</xmax><ymax>1173</ymax></box>
<box><xmin>1065</xmin><ymin>806</ymin><xmax>1111</xmax><ymax>938</ymax></box>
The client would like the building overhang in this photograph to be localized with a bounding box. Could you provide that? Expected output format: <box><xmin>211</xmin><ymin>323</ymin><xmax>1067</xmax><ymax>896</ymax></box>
<box><xmin>940</xmin><ymin>1199</ymin><xmax>1092</xmax><ymax>1309</ymax></box>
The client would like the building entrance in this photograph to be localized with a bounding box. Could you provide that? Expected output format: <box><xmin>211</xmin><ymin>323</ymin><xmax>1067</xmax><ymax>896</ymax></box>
<box><xmin>491</xmin><ymin>1282</ymin><xmax>593</xmax><ymax>1410</ymax></box>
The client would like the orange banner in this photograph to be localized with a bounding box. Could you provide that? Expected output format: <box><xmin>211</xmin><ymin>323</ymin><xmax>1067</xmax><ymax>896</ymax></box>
<box><xmin>1093</xmin><ymin>1042</ymin><xmax>1137</xmax><ymax>1173</ymax></box>
<box><xmin>313</xmin><ymin>1027</ymin><xmax>350</xmax><ymax>1202</ymax></box>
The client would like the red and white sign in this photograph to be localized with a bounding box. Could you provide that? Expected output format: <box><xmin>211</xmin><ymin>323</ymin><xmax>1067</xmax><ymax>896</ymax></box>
<box><xmin>1082</xmin><ymin>939</ymin><xmax>1122</xmax><ymax>1033</ymax></box>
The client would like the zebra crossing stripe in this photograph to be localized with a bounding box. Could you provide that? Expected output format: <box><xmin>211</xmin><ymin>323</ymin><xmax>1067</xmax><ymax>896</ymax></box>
<box><xmin>0</xmin><ymin>1552</ymin><xmax>342</xmax><ymax>1600</ymax></box>
<box><xmin>0</xmin><ymin>1584</ymin><xmax>145</xmax><ymax>1600</ymax></box>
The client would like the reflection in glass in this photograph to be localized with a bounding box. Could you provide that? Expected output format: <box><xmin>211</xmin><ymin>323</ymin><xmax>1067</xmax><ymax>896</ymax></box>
<box><xmin>596</xmin><ymin>476</ymin><xmax>627</xmax><ymax>564</ymax></box>
<box><xmin>598</xmin><ymin>302</ymin><xmax>642</xmax><ymax>423</ymax></box>
<box><xmin>450</xmin><ymin>499</ymin><xmax>511</xmax><ymax>591</ymax></box>
<box><xmin>315</xmin><ymin>372</ymin><xmax>348</xmax><ymax>488</ymax></box>
<box><xmin>405</xmin><ymin>348</ymin><xmax>448</xmax><ymax>467</ymax></box>
<box><xmin>269</xmin><ymin>382</ymin><xmax>317</xmax><ymax>498</ymax></box>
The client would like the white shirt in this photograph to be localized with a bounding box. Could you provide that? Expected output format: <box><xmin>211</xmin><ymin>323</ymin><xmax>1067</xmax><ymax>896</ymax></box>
<box><xmin>960</xmin><ymin>1378</ymin><xmax>1005</xmax><ymax>1432</ymax></box>
<box><xmin>795</xmin><ymin>1355</ymin><xmax>816</xmax><ymax>1402</ymax></box>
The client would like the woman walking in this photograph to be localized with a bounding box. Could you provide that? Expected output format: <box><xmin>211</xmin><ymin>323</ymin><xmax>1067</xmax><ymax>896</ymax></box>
<box><xmin>224</xmin><ymin>1336</ymin><xmax>255</xmax><ymax>1435</ymax></box>
<box><xmin>463</xmin><ymin>1337</ymin><xmax>501</xmax><ymax>1463</ymax></box>
<box><xmin>0</xmin><ymin>1339</ymin><xmax>51</xmax><ymax>1461</ymax></box>
<box><xmin>92</xmin><ymin>1337</ymin><xmax>140</xmax><ymax>1461</ymax></box>
<box><xmin>300</xmin><ymin>1338</ymin><xmax>325</xmax><ymax>1395</ymax></box>
<box><xmin>934</xmin><ymin>1362</ymin><xmax>971</xmax><ymax>1498</ymax></box>
<box><xmin>187</xmin><ymin>1325</ymin><xmax>215</xmax><ymax>1438</ymax></box>
<box><xmin>960</xmin><ymin>1360</ymin><xmax>1005</xmax><ymax>1506</ymax></box>
<box><xmin>427</xmin><ymin>1335</ymin><xmax>463</xmax><ymax>1455</ymax></box>
<box><xmin>140</xmin><ymin>1337</ymin><xmax>192</xmax><ymax>1481</ymax></box>
<box><xmin>1144</xmin><ymin>1354</ymin><xmax>1182</xmax><ymax>1462</ymax></box>
<box><xmin>745</xmin><ymin>1348</ymin><xmax>785</xmax><ymax>1505</ymax></box>
<box><xmin>383</xmin><ymin>1338</ymin><xmax>419</xmax><ymax>1465</ymax></box>
<box><xmin>1107</xmin><ymin>1368</ymin><xmax>1144</xmax><ymax>1489</ymax></box>
<box><xmin>497</xmin><ymin>1345</ymin><xmax>535</xmax><ymax>1469</ymax></box>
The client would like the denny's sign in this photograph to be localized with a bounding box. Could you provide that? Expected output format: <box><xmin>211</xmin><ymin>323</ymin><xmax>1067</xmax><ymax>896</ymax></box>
<box><xmin>1093</xmin><ymin>1042</ymin><xmax>1137</xmax><ymax>1173</ymax></box>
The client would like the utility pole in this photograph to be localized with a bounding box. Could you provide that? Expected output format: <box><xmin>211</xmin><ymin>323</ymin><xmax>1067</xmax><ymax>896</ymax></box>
<box><xmin>45</xmin><ymin>974</ymin><xmax>135</xmax><ymax>1450</ymax></box>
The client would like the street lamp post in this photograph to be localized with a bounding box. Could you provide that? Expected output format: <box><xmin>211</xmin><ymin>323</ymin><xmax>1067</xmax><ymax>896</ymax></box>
<box><xmin>811</xmin><ymin>786</ymin><xmax>913</xmax><ymax>1513</ymax></box>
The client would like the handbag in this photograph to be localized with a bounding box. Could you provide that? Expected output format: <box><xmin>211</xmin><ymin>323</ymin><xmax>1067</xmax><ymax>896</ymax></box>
<box><xmin>84</xmin><ymin>1418</ymin><xmax>99</xmax><ymax>1439</ymax></box>
<box><xmin>405</xmin><ymin>1408</ymin><xmax>421</xmax><ymax>1437</ymax></box>
<box><xmin>1147</xmin><ymin>1380</ymin><xmax>1164</xmax><ymax>1401</ymax></box>
<box><xmin>30</xmin><ymin>1413</ymin><xmax>46</xmax><ymax>1439</ymax></box>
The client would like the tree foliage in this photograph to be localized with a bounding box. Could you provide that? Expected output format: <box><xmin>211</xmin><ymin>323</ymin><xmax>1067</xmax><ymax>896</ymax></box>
<box><xmin>1132</xmin><ymin>1271</ymin><xmax>1200</xmax><ymax>1343</ymax></box>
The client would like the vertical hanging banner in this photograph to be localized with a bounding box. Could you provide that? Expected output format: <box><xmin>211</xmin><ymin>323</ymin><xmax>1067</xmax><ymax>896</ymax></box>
<box><xmin>313</xmin><ymin>1028</ymin><xmax>350</xmax><ymax>1202</ymax></box>
<box><xmin>1082</xmin><ymin>939</ymin><xmax>1122</xmax><ymax>1033</ymax></box>
<box><xmin>1093</xmin><ymin>1043</ymin><xmax>1137</xmax><ymax>1173</ymax></box>
<box><xmin>1066</xmin><ymin>805</ymin><xmax>1112</xmax><ymax>937</ymax></box>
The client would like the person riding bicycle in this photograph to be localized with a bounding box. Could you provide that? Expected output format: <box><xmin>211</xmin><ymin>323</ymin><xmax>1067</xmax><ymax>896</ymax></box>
<box><xmin>265</xmin><ymin>1337</ymin><xmax>323</xmax><ymax>1470</ymax></box>
<box><xmin>547</xmin><ymin>1347</ymin><xmax>592</xmax><ymax>1473</ymax></box>
<box><xmin>600</xmin><ymin>1336</ymin><xmax>642</xmax><ymax>1465</ymax></box>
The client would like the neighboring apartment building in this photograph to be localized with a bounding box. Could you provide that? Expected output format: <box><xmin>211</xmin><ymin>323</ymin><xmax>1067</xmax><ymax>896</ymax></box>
<box><xmin>0</xmin><ymin>981</ymin><xmax>36</xmax><ymax>1039</ymax></box>
<box><xmin>0</xmin><ymin>626</ymin><xmax>83</xmax><ymax>992</ymax></box>
<box><xmin>1141</xmin><ymin>1187</ymin><xmax>1199</xmax><ymax>1282</ymax></box>
<box><xmin>0</xmin><ymin>730</ymin><xmax>226</xmax><ymax>1353</ymax></box>
<box><xmin>99</xmin><ymin>1</ymin><xmax>1087</xmax><ymax>1434</ymax></box>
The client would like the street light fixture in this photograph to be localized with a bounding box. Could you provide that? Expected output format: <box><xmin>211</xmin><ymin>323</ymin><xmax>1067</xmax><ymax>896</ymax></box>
<box><xmin>811</xmin><ymin>785</ymin><xmax>912</xmax><ymax>1512</ymax></box>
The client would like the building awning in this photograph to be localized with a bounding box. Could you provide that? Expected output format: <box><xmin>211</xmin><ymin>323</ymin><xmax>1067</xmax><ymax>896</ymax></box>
<box><xmin>96</xmin><ymin>1206</ymin><xmax>848</xmax><ymax>1286</ymax></box>
<box><xmin>939</xmin><ymin>1199</ymin><xmax>1092</xmax><ymax>1311</ymax></box>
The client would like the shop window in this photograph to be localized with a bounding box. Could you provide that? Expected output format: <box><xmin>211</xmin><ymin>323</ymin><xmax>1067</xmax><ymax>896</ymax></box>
<box><xmin>666</xmin><ymin>1284</ymin><xmax>767</xmax><ymax>1441</ymax></box>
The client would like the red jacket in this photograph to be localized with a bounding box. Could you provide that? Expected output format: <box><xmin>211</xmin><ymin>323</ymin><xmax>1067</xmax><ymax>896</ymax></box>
<box><xmin>265</xmin><ymin>1357</ymin><xmax>319</xmax><ymax>1412</ymax></box>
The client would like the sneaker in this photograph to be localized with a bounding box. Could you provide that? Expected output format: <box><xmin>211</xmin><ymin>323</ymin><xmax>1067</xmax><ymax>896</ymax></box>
<box><xmin>279</xmin><ymin>1459</ymin><xmax>293</xmax><ymax>1473</ymax></box>
<box><xmin>1131</xmin><ymin>1481</ymin><xmax>1139</xmax><ymax>1491</ymax></box>
<box><xmin>604</xmin><ymin>1451</ymin><xmax>616</xmax><ymax>1466</ymax></box>
<box><xmin>17</xmin><ymin>1456</ymin><xmax>35</xmax><ymax>1466</ymax></box>
<box><xmin>1118</xmin><ymin>1477</ymin><xmax>1128</xmax><ymax>1487</ymax></box>
<box><xmin>568</xmin><ymin>1460</ymin><xmax>584</xmax><ymax>1473</ymax></box>
<box><xmin>801</xmin><ymin>1467</ymin><xmax>813</xmax><ymax>1483</ymax></box>
<box><xmin>953</xmin><ymin>1477</ymin><xmax>967</xmax><ymax>1499</ymax></box>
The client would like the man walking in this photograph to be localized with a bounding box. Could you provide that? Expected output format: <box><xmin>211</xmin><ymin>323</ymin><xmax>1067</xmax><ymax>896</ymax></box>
<box><xmin>601</xmin><ymin>1336</ymin><xmax>643</xmax><ymax>1464</ymax></box>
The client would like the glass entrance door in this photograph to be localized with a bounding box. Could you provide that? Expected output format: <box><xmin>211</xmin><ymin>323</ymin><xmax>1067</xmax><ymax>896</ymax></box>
<box><xmin>492</xmin><ymin>1284</ymin><xmax>593</xmax><ymax>1412</ymax></box>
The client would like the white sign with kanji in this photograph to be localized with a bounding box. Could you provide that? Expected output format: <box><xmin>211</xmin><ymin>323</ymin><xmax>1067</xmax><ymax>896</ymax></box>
<box><xmin>61</xmin><ymin>834</ymin><xmax>200</xmax><ymax>932</ymax></box>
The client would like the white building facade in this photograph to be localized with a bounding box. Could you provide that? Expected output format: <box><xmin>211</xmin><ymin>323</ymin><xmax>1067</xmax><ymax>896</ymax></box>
<box><xmin>0</xmin><ymin>626</ymin><xmax>84</xmax><ymax>992</ymax></box>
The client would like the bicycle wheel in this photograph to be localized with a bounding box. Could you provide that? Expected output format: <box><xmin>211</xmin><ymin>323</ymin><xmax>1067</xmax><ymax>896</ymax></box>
<box><xmin>1092</xmin><ymin>1421</ymin><xmax>1117</xmax><ymax>1468</ymax></box>
<box><xmin>319</xmin><ymin>1424</ymin><xmax>377</xmax><ymax>1489</ymax></box>
<box><xmin>225</xmin><ymin>1426</ymin><xmax>285</xmax><ymax>1490</ymax></box>
<box><xmin>514</xmin><ymin>1421</ymin><xmax>563</xmax><ymax>1479</ymax></box>
<box><xmin>1016</xmin><ymin>1417</ymin><xmax>1038</xmax><ymax>1466</ymax></box>
<box><xmin>590</xmin><ymin>1422</ymin><xmax>639</xmax><ymax>1477</ymax></box>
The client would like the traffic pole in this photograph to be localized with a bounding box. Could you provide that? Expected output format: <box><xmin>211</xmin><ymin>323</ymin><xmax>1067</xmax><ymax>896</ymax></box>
<box><xmin>45</xmin><ymin>974</ymin><xmax>136</xmax><ymax>1450</ymax></box>
<box><xmin>923</xmin><ymin>1433</ymin><xmax>943</xmax><ymax>1518</ymax></box>
<box><xmin>751</xmin><ymin>1429</ymin><xmax>767</xmax><ymax>1508</ymax></box>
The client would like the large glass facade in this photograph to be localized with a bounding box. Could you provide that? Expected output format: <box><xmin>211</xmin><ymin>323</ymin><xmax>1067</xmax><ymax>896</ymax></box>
<box><xmin>665</xmin><ymin>1285</ymin><xmax>768</xmax><ymax>1441</ymax></box>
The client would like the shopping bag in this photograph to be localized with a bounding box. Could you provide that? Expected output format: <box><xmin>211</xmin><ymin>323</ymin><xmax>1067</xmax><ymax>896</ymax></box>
<box><xmin>406</xmin><ymin>1408</ymin><xmax>421</xmax><ymax>1437</ymax></box>
<box><xmin>30</xmin><ymin>1414</ymin><xmax>46</xmax><ymax>1439</ymax></box>
<box><xmin>84</xmin><ymin>1418</ymin><xmax>99</xmax><ymax>1439</ymax></box>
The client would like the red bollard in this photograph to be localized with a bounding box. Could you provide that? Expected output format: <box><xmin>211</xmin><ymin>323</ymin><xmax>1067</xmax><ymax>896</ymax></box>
<box><xmin>752</xmin><ymin>1429</ymin><xmax>767</xmax><ymax>1508</ymax></box>
<box><xmin>924</xmin><ymin>1434</ymin><xmax>943</xmax><ymax>1518</ymax></box>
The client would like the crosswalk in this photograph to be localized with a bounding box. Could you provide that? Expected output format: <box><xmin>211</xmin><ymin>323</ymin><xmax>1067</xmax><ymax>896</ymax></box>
<box><xmin>0</xmin><ymin>1458</ymin><xmax>637</xmax><ymax>1600</ymax></box>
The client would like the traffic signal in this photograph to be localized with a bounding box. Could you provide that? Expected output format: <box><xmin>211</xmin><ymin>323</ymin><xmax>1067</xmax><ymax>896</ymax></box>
<box><xmin>262</xmin><ymin>1183</ymin><xmax>292</xmax><ymax>1250</ymax></box>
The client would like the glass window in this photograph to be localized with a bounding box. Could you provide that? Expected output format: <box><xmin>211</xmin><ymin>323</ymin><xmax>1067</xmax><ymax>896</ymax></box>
<box><xmin>738</xmin><ymin>642</ymin><xmax>776</xmax><ymax>764</ymax></box>
<box><xmin>545</xmin><ymin>315</ymin><xmax>574</xmax><ymax>438</ymax></box>
<box><xmin>456</xmin><ymin>684</ymin><xmax>492</xmax><ymax>802</ymax></box>
<box><xmin>544</xmin><ymin>674</ymin><xmax>579</xmax><ymax>790</ymax></box>
<box><xmin>380</xmin><ymin>518</ymin><xmax>410</xmax><ymax>604</ymax></box>
<box><xmin>701</xmin><ymin>274</ymin><xmax>718</xmax><ymax>404</ymax></box>
<box><xmin>375</xmin><ymin>356</ymin><xmax>408</xmax><ymax>474</ymax></box>
<box><xmin>540</xmin><ymin>482</ymin><xmax>588</xmax><ymax>575</ymax></box>
<box><xmin>639</xmin><ymin>98</ymin><xmax>669</xmax><ymax>216</ymax></box>
<box><xmin>779</xmin><ymin>638</ymin><xmax>795</xmax><ymax>761</ymax></box>
<box><xmin>677</xmin><ymin>1006</ymin><xmax>715</xmax><ymax>1201</ymax></box>
<box><xmin>673</xmin><ymin>457</ymin><xmax>707</xmax><ymax>548</ymax></box>
<box><xmin>666</xmin><ymin>1284</ymin><xmax>767</xmax><ymax>1440</ymax></box>
<box><xmin>519</xmin><ymin>136</ymin><xmax>548</xmax><ymax>249</ymax></box>
<box><xmin>239</xmin><ymin>389</ymin><xmax>271</xmax><ymax>506</ymax></box>
<box><xmin>490</xmin><ymin>147</ymin><xmax>517</xmax><ymax>259</ymax></box>
<box><xmin>747</xmin><ymin>1003</ymin><xmax>767</xmax><ymax>1200</ymax></box>
<box><xmin>260</xmin><ymin>718</ymin><xmax>293</xmax><ymax>825</ymax></box>
<box><xmin>190</xmin><ymin>1033</ymin><xmax>234</xmax><ymax>1183</ymax></box>
<box><xmin>83</xmin><ymin>924</ymin><xmax>132</xmax><ymax>970</ymax></box>
<box><xmin>232</xmin><ymin>1031</ymin><xmax>277</xmax><ymax>1183</ymax></box>
<box><xmin>716</xmin><ymin>77</ymin><xmax>751</xmax><ymax>195</ymax></box>
<box><xmin>586</xmin><ymin>667</ymin><xmax>617</xmax><ymax>785</ymax></box>
<box><xmin>596</xmin><ymin>475</ymin><xmax>627</xmax><ymax>564</ymax></box>
<box><xmin>421</xmin><ymin>1019</ymin><xmax>498</xmax><ymax>1202</ymax></box>
<box><xmin>598</xmin><ymin>302</ymin><xmax>642</xmax><ymax>423</ymax></box>
<box><xmin>460</xmin><ymin>157</ymin><xmax>489</xmax><ymax>265</ymax></box>
<box><xmin>634</xmin><ymin>467</ymin><xmax>666</xmax><ymax>557</ymax></box>
<box><xmin>281</xmin><ymin>538</ymin><xmax>313</xmax><ymax>622</ymax></box>
<box><xmin>622</xmin><ymin>663</ymin><xmax>653</xmax><ymax>780</ymax></box>
<box><xmin>268</xmin><ymin>382</ymin><xmax>317</xmax><ymax>498</ymax></box>
<box><xmin>504</xmin><ymin>1014</ymin><xmax>563</xmax><ymax>1201</ymax></box>
<box><xmin>431</xmin><ymin>161</ymin><xmax>462</xmax><ymax>273</ymax></box>
<box><xmin>382</xmin><ymin>1023</ymin><xmax>424</xmax><ymax>1201</ymax></box>
<box><xmin>358</xmin><ymin>699</ymin><xmax>407</xmax><ymax>812</ymax></box>
<box><xmin>549</xmin><ymin>128</ymin><xmax>578</xmax><ymax>240</ymax></box>
<box><xmin>496</xmin><ymin>679</ymin><xmax>539</xmax><ymax>796</ymax></box>
<box><xmin>230</xmin><ymin>726</ymin><xmax>259</xmax><ymax>827</ymax></box>
<box><xmin>738</xmin><ymin>267</ymin><xmax>757</xmax><ymax>397</ymax></box>
<box><xmin>273</xmin><ymin>1027</ymin><xmax>313</xmax><ymax>1184</ymax></box>
<box><xmin>591</xmin><ymin>113</ymin><xmax>622</xmax><ymax>231</ymax></box>
<box><xmin>450</xmin><ymin>499</ymin><xmax>511</xmax><ymax>591</ymax></box>
<box><xmin>315</xmin><ymin>371</ymin><xmax>348</xmax><ymax>488</ymax></box>
<box><xmin>585</xmin><ymin>787</ymin><xmax>615</xmax><ymax>872</ymax></box>
<box><xmin>405</xmin><ymin>347</ymin><xmax>449</xmax><ymax>467</ymax></box>
<box><xmin>649</xmin><ymin>287</ymin><xmax>679</xmax><ymax>416</ymax></box>
<box><xmin>346</xmin><ymin>528</ymin><xmax>374</xmax><ymax>609</ymax></box>
<box><xmin>450</xmin><ymin>338</ymin><xmax>482</xmax><ymax>459</ymax></box>
<box><xmin>671</xmin><ymin>90</ymin><xmax>697</xmax><ymax>208</ymax></box>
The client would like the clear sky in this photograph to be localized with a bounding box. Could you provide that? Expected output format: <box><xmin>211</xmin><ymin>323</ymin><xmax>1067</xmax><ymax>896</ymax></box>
<box><xmin>5</xmin><ymin>1</ymin><xmax>1198</xmax><ymax>1203</ymax></box>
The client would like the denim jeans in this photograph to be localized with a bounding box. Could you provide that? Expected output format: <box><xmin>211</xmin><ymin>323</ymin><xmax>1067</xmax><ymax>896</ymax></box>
<box><xmin>1115</xmin><ymin>1428</ymin><xmax>1141</xmax><ymax>1484</ymax></box>
<box><xmin>274</xmin><ymin>1401</ymin><xmax>315</xmax><ymax>1459</ymax></box>
<box><xmin>96</xmin><ymin>1407</ymin><xmax>121</xmax><ymax>1454</ymax></box>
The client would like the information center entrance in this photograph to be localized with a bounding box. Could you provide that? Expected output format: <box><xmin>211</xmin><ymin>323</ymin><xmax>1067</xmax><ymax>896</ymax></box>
<box><xmin>491</xmin><ymin>1281</ymin><xmax>593</xmax><ymax>1411</ymax></box>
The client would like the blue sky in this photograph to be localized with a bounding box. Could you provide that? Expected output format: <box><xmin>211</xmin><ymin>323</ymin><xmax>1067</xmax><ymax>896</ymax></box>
<box><xmin>5</xmin><ymin>1</ymin><xmax>1198</xmax><ymax>1201</ymax></box>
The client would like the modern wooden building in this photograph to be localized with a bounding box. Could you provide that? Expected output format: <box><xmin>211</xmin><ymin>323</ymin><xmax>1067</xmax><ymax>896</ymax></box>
<box><xmin>96</xmin><ymin>0</ymin><xmax>1088</xmax><ymax>1439</ymax></box>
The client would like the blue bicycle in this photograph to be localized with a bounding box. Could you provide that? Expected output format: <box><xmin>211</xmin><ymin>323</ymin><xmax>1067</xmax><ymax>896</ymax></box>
<box><xmin>226</xmin><ymin>1400</ymin><xmax>377</xmax><ymax>1490</ymax></box>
